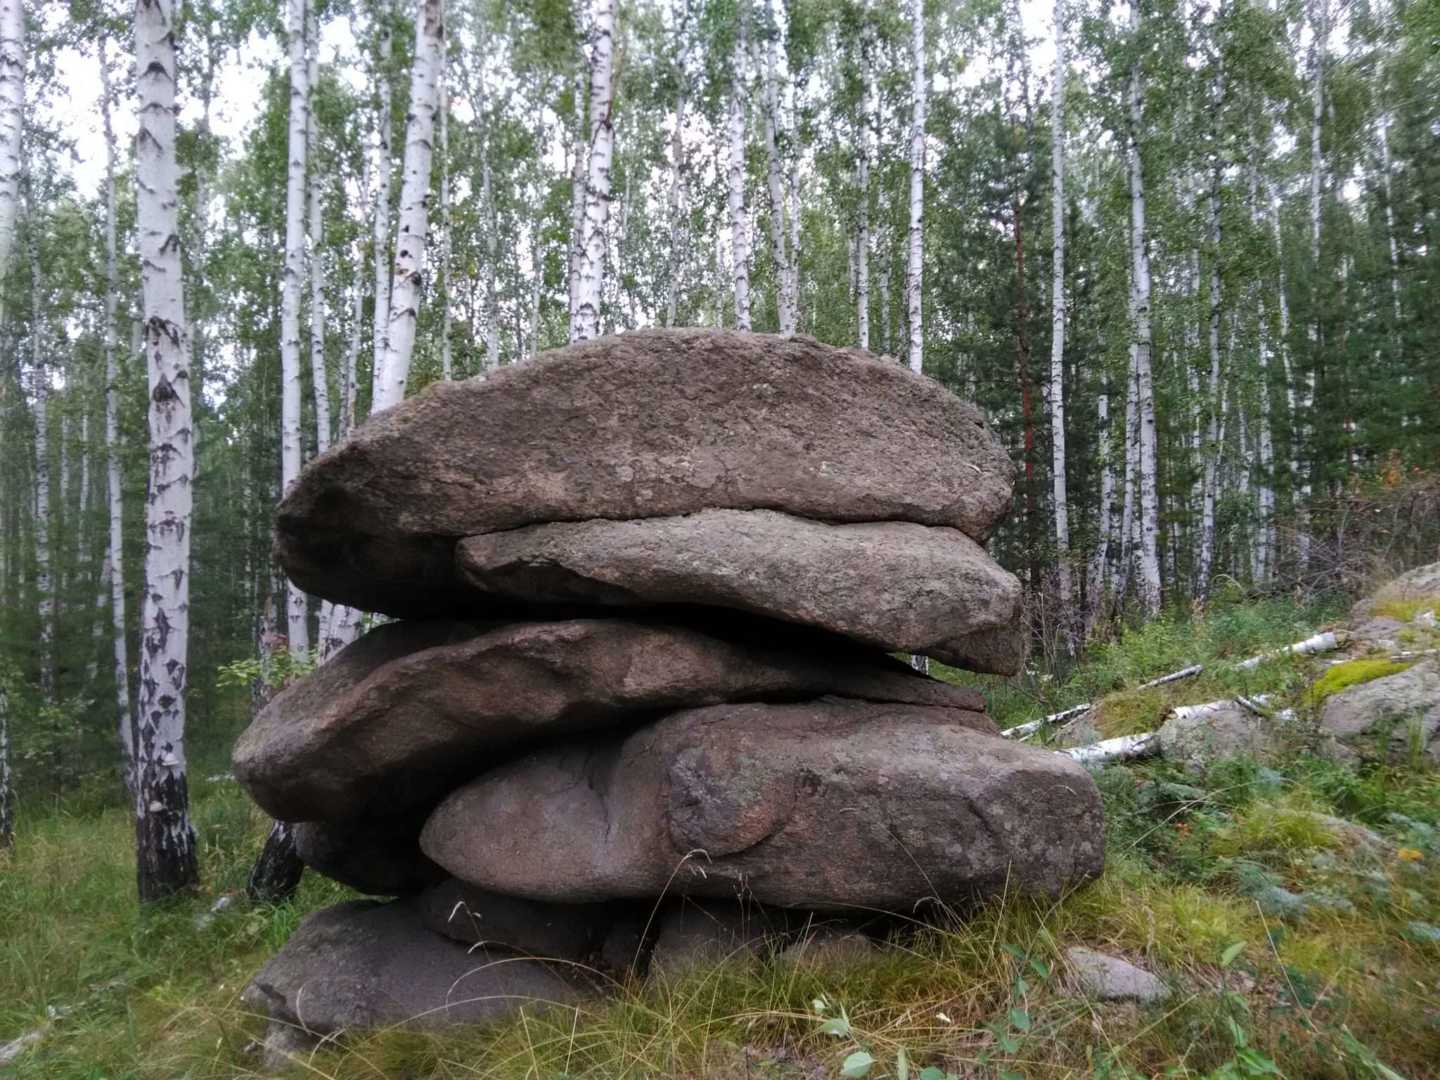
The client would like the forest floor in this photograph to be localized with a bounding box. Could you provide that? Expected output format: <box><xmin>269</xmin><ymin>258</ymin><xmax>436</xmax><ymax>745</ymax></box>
<box><xmin>2</xmin><ymin>591</ymin><xmax>1439</xmax><ymax>1079</ymax></box>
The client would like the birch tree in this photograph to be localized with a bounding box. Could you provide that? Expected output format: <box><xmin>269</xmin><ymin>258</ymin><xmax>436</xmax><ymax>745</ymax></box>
<box><xmin>1125</xmin><ymin>0</ymin><xmax>1161</xmax><ymax>616</ymax></box>
<box><xmin>0</xmin><ymin>0</ymin><xmax>21</xmax><ymax>291</ymax></box>
<box><xmin>759</xmin><ymin>0</ymin><xmax>795</xmax><ymax>335</ymax></box>
<box><xmin>100</xmin><ymin>39</ymin><xmax>133</xmax><ymax>782</ymax></box>
<box><xmin>1049</xmin><ymin>0</ymin><xmax>1072</xmax><ymax>638</ymax></box>
<box><xmin>28</xmin><ymin>224</ymin><xmax>53</xmax><ymax>704</ymax></box>
<box><xmin>569</xmin><ymin>0</ymin><xmax>617</xmax><ymax>343</ymax></box>
<box><xmin>0</xmin><ymin>680</ymin><xmax>10</xmax><ymax>849</ymax></box>
<box><xmin>905</xmin><ymin>0</ymin><xmax>925</xmax><ymax>376</ymax></box>
<box><xmin>373</xmin><ymin>0</ymin><xmax>444</xmax><ymax>410</ymax></box>
<box><xmin>855</xmin><ymin>12</ymin><xmax>874</xmax><ymax>349</ymax></box>
<box><xmin>727</xmin><ymin>1</ymin><xmax>751</xmax><ymax>331</ymax></box>
<box><xmin>1297</xmin><ymin>0</ymin><xmax>1326</xmax><ymax>570</ymax></box>
<box><xmin>369</xmin><ymin>1</ymin><xmax>395</xmax><ymax>407</ymax></box>
<box><xmin>279</xmin><ymin>0</ymin><xmax>311</xmax><ymax>658</ymax></box>
<box><xmin>306</xmin><ymin>4</ymin><xmax>331</xmax><ymax>454</ymax></box>
<box><xmin>133</xmin><ymin>0</ymin><xmax>200</xmax><ymax>901</ymax></box>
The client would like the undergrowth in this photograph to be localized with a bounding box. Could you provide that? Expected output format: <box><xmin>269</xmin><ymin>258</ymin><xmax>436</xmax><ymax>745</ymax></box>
<box><xmin>2</xmin><ymin>593</ymin><xmax>1436</xmax><ymax>1079</ymax></box>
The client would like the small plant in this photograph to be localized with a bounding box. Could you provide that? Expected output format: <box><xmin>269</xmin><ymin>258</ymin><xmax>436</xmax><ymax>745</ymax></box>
<box><xmin>216</xmin><ymin>647</ymin><xmax>318</xmax><ymax>693</ymax></box>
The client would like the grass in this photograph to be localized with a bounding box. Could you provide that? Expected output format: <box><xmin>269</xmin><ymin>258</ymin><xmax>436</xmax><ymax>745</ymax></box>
<box><xmin>1369</xmin><ymin>595</ymin><xmax>1440</xmax><ymax>623</ymax></box>
<box><xmin>3</xmin><ymin>593</ymin><xmax>1438</xmax><ymax>1079</ymax></box>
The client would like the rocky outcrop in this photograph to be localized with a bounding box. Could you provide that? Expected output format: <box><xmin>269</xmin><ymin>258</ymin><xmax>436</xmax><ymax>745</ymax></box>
<box><xmin>235</xmin><ymin>330</ymin><xmax>1099</xmax><ymax>1049</ymax></box>
<box><xmin>275</xmin><ymin>330</ymin><xmax>1014</xmax><ymax>616</ymax></box>
<box><xmin>1318</xmin><ymin>660</ymin><xmax>1440</xmax><ymax>766</ymax></box>
<box><xmin>421</xmin><ymin>700</ymin><xmax>1103</xmax><ymax>909</ymax></box>
<box><xmin>455</xmin><ymin>510</ymin><xmax>1025</xmax><ymax>673</ymax></box>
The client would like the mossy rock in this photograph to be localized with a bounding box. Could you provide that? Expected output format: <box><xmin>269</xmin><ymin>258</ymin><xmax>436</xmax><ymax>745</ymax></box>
<box><xmin>1369</xmin><ymin>594</ymin><xmax>1440</xmax><ymax>623</ymax></box>
<box><xmin>1305</xmin><ymin>658</ymin><xmax>1413</xmax><ymax>707</ymax></box>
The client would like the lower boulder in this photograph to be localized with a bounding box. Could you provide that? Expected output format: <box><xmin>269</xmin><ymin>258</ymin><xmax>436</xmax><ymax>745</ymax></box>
<box><xmin>417</xmin><ymin>879</ymin><xmax>615</xmax><ymax>961</ymax></box>
<box><xmin>421</xmin><ymin>699</ymin><xmax>1104</xmax><ymax>910</ymax></box>
<box><xmin>241</xmin><ymin>900</ymin><xmax>588</xmax><ymax>1039</ymax></box>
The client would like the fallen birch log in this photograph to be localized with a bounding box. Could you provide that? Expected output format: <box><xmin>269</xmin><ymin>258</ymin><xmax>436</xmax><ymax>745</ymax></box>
<box><xmin>1001</xmin><ymin>664</ymin><xmax>1204</xmax><ymax>741</ymax></box>
<box><xmin>1233</xmin><ymin>631</ymin><xmax>1346</xmax><ymax>671</ymax></box>
<box><xmin>1060</xmin><ymin>732</ymin><xmax>1159</xmax><ymax>765</ymax></box>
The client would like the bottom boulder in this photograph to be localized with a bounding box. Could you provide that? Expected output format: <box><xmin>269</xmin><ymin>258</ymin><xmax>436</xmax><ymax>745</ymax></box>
<box><xmin>241</xmin><ymin>899</ymin><xmax>590</xmax><ymax>1042</ymax></box>
<box><xmin>422</xmin><ymin>699</ymin><xmax>1105</xmax><ymax>910</ymax></box>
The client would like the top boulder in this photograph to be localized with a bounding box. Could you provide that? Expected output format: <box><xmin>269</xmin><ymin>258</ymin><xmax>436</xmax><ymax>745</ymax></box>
<box><xmin>276</xmin><ymin>330</ymin><xmax>1015</xmax><ymax>616</ymax></box>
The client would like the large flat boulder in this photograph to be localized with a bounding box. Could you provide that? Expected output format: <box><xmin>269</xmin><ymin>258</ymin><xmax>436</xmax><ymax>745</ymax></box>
<box><xmin>233</xmin><ymin>617</ymin><xmax>990</xmax><ymax>823</ymax></box>
<box><xmin>456</xmin><ymin>510</ymin><xmax>1026</xmax><ymax>674</ymax></box>
<box><xmin>275</xmin><ymin>330</ymin><xmax>1015</xmax><ymax>615</ymax></box>
<box><xmin>421</xmin><ymin>700</ymin><xmax>1102</xmax><ymax>910</ymax></box>
<box><xmin>240</xmin><ymin>900</ymin><xmax>587</xmax><ymax>1037</ymax></box>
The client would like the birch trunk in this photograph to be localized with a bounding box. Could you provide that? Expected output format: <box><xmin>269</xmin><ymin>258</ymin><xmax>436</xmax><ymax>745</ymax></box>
<box><xmin>1049</xmin><ymin>0</ymin><xmax>1072</xmax><ymax>638</ymax></box>
<box><xmin>28</xmin><ymin>232</ymin><xmax>53</xmax><ymax>704</ymax></box>
<box><xmin>306</xmin><ymin>11</ymin><xmax>331</xmax><ymax>455</ymax></box>
<box><xmin>566</xmin><ymin>65</ymin><xmax>587</xmax><ymax>323</ymax></box>
<box><xmin>1115</xmin><ymin>344</ymin><xmax>1139</xmax><ymax>602</ymax></box>
<box><xmin>374</xmin><ymin>0</ymin><xmax>444</xmax><ymax>410</ymax></box>
<box><xmin>369</xmin><ymin>2</ymin><xmax>394</xmax><ymax>408</ymax></box>
<box><xmin>1298</xmin><ymin>0</ymin><xmax>1326</xmax><ymax>570</ymax></box>
<box><xmin>0</xmin><ymin>682</ymin><xmax>10</xmax><ymax>848</ymax></box>
<box><xmin>856</xmin><ymin>13</ymin><xmax>874</xmax><ymax>348</ymax></box>
<box><xmin>482</xmin><ymin>155</ymin><xmax>500</xmax><ymax>361</ymax></box>
<box><xmin>437</xmin><ymin>63</ymin><xmax>452</xmax><ymax>379</ymax></box>
<box><xmin>905</xmin><ymin>0</ymin><xmax>925</xmax><ymax>375</ymax></box>
<box><xmin>101</xmin><ymin>43</ymin><xmax>133</xmax><ymax>782</ymax></box>
<box><xmin>133</xmin><ymin>0</ymin><xmax>200</xmax><ymax>900</ymax></box>
<box><xmin>1126</xmin><ymin>0</ymin><xmax>1161</xmax><ymax>616</ymax></box>
<box><xmin>727</xmin><ymin>2</ymin><xmax>751</xmax><ymax>331</ymax></box>
<box><xmin>0</xmin><ymin>0</ymin><xmax>21</xmax><ymax>298</ymax></box>
<box><xmin>569</xmin><ymin>0</ymin><xmax>616</xmax><ymax>342</ymax></box>
<box><xmin>1197</xmin><ymin>162</ymin><xmax>1223</xmax><ymax>598</ymax></box>
<box><xmin>1256</xmin><ymin>288</ymin><xmax>1275</xmax><ymax>583</ymax></box>
<box><xmin>280</xmin><ymin>0</ymin><xmax>311</xmax><ymax>658</ymax></box>
<box><xmin>665</xmin><ymin>85</ymin><xmax>687</xmax><ymax>327</ymax></box>
<box><xmin>1086</xmin><ymin>383</ymin><xmax>1114</xmax><ymax>629</ymax></box>
<box><xmin>759</xmin><ymin>0</ymin><xmax>794</xmax><ymax>335</ymax></box>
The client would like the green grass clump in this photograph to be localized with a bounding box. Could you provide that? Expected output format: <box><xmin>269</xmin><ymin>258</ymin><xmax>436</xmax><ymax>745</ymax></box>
<box><xmin>1209</xmin><ymin>797</ymin><xmax>1342</xmax><ymax>858</ymax></box>
<box><xmin>1369</xmin><ymin>594</ymin><xmax>1440</xmax><ymax>622</ymax></box>
<box><xmin>1305</xmin><ymin>657</ymin><xmax>1412</xmax><ymax>705</ymax></box>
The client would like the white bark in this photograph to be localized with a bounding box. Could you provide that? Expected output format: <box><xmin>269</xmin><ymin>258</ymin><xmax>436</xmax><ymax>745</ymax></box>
<box><xmin>569</xmin><ymin>0</ymin><xmax>616</xmax><ymax>343</ymax></box>
<box><xmin>482</xmin><ymin>154</ymin><xmax>500</xmax><ymax>361</ymax></box>
<box><xmin>0</xmin><ymin>681</ymin><xmax>10</xmax><ymax>848</ymax></box>
<box><xmin>28</xmin><ymin>230</ymin><xmax>53</xmax><ymax>703</ymax></box>
<box><xmin>370</xmin><ymin>4</ymin><xmax>395</xmax><ymax>408</ymax></box>
<box><xmin>1049</xmin><ymin>0</ymin><xmax>1072</xmax><ymax>637</ymax></box>
<box><xmin>437</xmin><ymin>62</ymin><xmax>452</xmax><ymax>379</ymax></box>
<box><xmin>1298</xmin><ymin>0</ymin><xmax>1326</xmax><ymax>570</ymax></box>
<box><xmin>1234</xmin><ymin>630</ymin><xmax>1345</xmax><ymax>671</ymax></box>
<box><xmin>1062</xmin><ymin>732</ymin><xmax>1159</xmax><ymax>765</ymax></box>
<box><xmin>133</xmin><ymin>0</ymin><xmax>199</xmax><ymax>899</ymax></box>
<box><xmin>374</xmin><ymin>0</ymin><xmax>444</xmax><ymax>410</ymax></box>
<box><xmin>306</xmin><ymin>8</ymin><xmax>331</xmax><ymax>455</ymax></box>
<box><xmin>1086</xmin><ymin>382</ymin><xmax>1114</xmax><ymax>627</ymax></box>
<box><xmin>280</xmin><ymin>0</ymin><xmax>311</xmax><ymax>658</ymax></box>
<box><xmin>665</xmin><ymin>86</ymin><xmax>687</xmax><ymax>328</ymax></box>
<box><xmin>566</xmin><ymin>65</ymin><xmax>587</xmax><ymax>323</ymax></box>
<box><xmin>759</xmin><ymin>0</ymin><xmax>795</xmax><ymax>335</ymax></box>
<box><xmin>905</xmin><ymin>0</ymin><xmax>925</xmax><ymax>375</ymax></box>
<box><xmin>727</xmin><ymin>3</ymin><xmax>751</xmax><ymax>331</ymax></box>
<box><xmin>1197</xmin><ymin>161</ymin><xmax>1223</xmax><ymax>598</ymax></box>
<box><xmin>1115</xmin><ymin>344</ymin><xmax>1138</xmax><ymax>600</ymax></box>
<box><xmin>1126</xmin><ymin>0</ymin><xmax>1160</xmax><ymax>616</ymax></box>
<box><xmin>0</xmin><ymin>0</ymin><xmax>21</xmax><ymax>295</ymax></box>
<box><xmin>856</xmin><ymin>12</ymin><xmax>874</xmax><ymax>349</ymax></box>
<box><xmin>99</xmin><ymin>41</ymin><xmax>133</xmax><ymax>778</ymax></box>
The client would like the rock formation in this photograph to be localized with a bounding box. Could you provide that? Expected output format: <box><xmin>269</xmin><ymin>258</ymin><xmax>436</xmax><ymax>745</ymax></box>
<box><xmin>235</xmin><ymin>330</ymin><xmax>1103</xmax><ymax>1060</ymax></box>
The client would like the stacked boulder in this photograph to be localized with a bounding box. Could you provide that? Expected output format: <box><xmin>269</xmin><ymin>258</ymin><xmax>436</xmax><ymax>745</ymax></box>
<box><xmin>234</xmin><ymin>330</ymin><xmax>1104</xmax><ymax>1051</ymax></box>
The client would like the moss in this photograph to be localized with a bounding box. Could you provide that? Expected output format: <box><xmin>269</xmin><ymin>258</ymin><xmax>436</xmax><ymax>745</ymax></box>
<box><xmin>1093</xmin><ymin>687</ymin><xmax>1170</xmax><ymax>737</ymax></box>
<box><xmin>1369</xmin><ymin>594</ymin><xmax>1440</xmax><ymax>623</ymax></box>
<box><xmin>1305</xmin><ymin>658</ymin><xmax>1413</xmax><ymax>706</ymax></box>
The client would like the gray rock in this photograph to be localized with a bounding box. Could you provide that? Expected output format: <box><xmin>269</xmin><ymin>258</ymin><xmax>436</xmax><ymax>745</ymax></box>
<box><xmin>241</xmin><ymin>900</ymin><xmax>587</xmax><ymax>1037</ymax></box>
<box><xmin>1349</xmin><ymin>617</ymin><xmax>1406</xmax><ymax>649</ymax></box>
<box><xmin>1157</xmin><ymin>701</ymin><xmax>1289</xmax><ymax>772</ymax></box>
<box><xmin>274</xmin><ymin>329</ymin><xmax>1015</xmax><ymax>616</ymax></box>
<box><xmin>421</xmin><ymin>699</ymin><xmax>1104</xmax><ymax>910</ymax></box>
<box><xmin>778</xmin><ymin>930</ymin><xmax>876</xmax><ymax>970</ymax></box>
<box><xmin>1318</xmin><ymin>660</ymin><xmax>1440</xmax><ymax>766</ymax></box>
<box><xmin>256</xmin><ymin>1021</ymin><xmax>320</xmax><ymax>1073</ymax></box>
<box><xmin>234</xmin><ymin>617</ymin><xmax>990</xmax><ymax>822</ymax></box>
<box><xmin>647</xmin><ymin>899</ymin><xmax>795</xmax><ymax>978</ymax></box>
<box><xmin>417</xmin><ymin>879</ymin><xmax>611</xmax><ymax>960</ymax></box>
<box><xmin>292</xmin><ymin>817</ymin><xmax>445</xmax><ymax>896</ymax></box>
<box><xmin>455</xmin><ymin>510</ymin><xmax>1026</xmax><ymax>674</ymax></box>
<box><xmin>1064</xmin><ymin>947</ymin><xmax>1170</xmax><ymax>1003</ymax></box>
<box><xmin>1351</xmin><ymin>561</ymin><xmax>1440</xmax><ymax>619</ymax></box>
